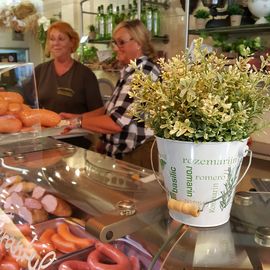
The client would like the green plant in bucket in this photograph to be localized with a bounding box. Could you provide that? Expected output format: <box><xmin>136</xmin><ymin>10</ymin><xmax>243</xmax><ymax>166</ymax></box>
<box><xmin>129</xmin><ymin>38</ymin><xmax>270</xmax><ymax>143</ymax></box>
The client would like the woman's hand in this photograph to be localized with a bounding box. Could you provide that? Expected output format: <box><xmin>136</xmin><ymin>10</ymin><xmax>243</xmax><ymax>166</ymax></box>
<box><xmin>59</xmin><ymin>112</ymin><xmax>83</xmax><ymax>134</ymax></box>
<box><xmin>59</xmin><ymin>112</ymin><xmax>80</xmax><ymax>120</ymax></box>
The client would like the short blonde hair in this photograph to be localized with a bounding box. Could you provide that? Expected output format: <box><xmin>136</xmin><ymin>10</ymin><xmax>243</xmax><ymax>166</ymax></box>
<box><xmin>45</xmin><ymin>21</ymin><xmax>79</xmax><ymax>56</ymax></box>
<box><xmin>113</xmin><ymin>20</ymin><xmax>156</xmax><ymax>60</ymax></box>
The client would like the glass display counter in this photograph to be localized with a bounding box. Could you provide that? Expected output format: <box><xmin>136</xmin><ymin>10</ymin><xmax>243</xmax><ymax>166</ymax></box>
<box><xmin>0</xmin><ymin>136</ymin><xmax>269</xmax><ymax>269</ymax></box>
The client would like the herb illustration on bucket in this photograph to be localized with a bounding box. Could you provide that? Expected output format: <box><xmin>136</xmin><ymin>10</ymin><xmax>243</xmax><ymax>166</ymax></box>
<box><xmin>156</xmin><ymin>138</ymin><xmax>249</xmax><ymax>227</ymax></box>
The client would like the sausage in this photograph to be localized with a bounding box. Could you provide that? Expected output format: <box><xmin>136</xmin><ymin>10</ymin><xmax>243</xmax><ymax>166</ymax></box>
<box><xmin>16</xmin><ymin>223</ymin><xmax>32</xmax><ymax>237</ymax></box>
<box><xmin>41</xmin><ymin>194</ymin><xmax>72</xmax><ymax>217</ymax></box>
<box><xmin>167</xmin><ymin>198</ymin><xmax>200</xmax><ymax>217</ymax></box>
<box><xmin>7</xmin><ymin>103</ymin><xmax>22</xmax><ymax>114</ymax></box>
<box><xmin>0</xmin><ymin>243</ymin><xmax>6</xmax><ymax>261</ymax></box>
<box><xmin>0</xmin><ymin>99</ymin><xmax>8</xmax><ymax>115</ymax></box>
<box><xmin>129</xmin><ymin>256</ymin><xmax>140</xmax><ymax>270</ymax></box>
<box><xmin>39</xmin><ymin>228</ymin><xmax>56</xmax><ymax>245</ymax></box>
<box><xmin>87</xmin><ymin>242</ymin><xmax>132</xmax><ymax>270</ymax></box>
<box><xmin>19</xmin><ymin>108</ymin><xmax>61</xmax><ymax>127</ymax></box>
<box><xmin>6</xmin><ymin>253</ymin><xmax>28</xmax><ymax>269</ymax></box>
<box><xmin>18</xmin><ymin>109</ymin><xmax>40</xmax><ymax>127</ymax></box>
<box><xmin>0</xmin><ymin>92</ymin><xmax>24</xmax><ymax>103</ymax></box>
<box><xmin>32</xmin><ymin>240</ymin><xmax>55</xmax><ymax>256</ymax></box>
<box><xmin>21</xmin><ymin>103</ymin><xmax>31</xmax><ymax>110</ymax></box>
<box><xmin>0</xmin><ymin>256</ymin><xmax>21</xmax><ymax>270</ymax></box>
<box><xmin>58</xmin><ymin>260</ymin><xmax>90</xmax><ymax>270</ymax></box>
<box><xmin>51</xmin><ymin>233</ymin><xmax>78</xmax><ymax>254</ymax></box>
<box><xmin>0</xmin><ymin>115</ymin><xmax>22</xmax><ymax>133</ymax></box>
<box><xmin>20</xmin><ymin>126</ymin><xmax>35</xmax><ymax>133</ymax></box>
<box><xmin>57</xmin><ymin>223</ymin><xmax>94</xmax><ymax>249</ymax></box>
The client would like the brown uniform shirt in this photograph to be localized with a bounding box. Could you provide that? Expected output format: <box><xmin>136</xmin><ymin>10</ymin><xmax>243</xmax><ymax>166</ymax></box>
<box><xmin>35</xmin><ymin>60</ymin><xmax>103</xmax><ymax>114</ymax></box>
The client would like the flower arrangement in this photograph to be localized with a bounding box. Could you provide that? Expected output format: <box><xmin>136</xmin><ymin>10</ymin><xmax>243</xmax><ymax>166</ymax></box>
<box><xmin>129</xmin><ymin>38</ymin><xmax>270</xmax><ymax>142</ymax></box>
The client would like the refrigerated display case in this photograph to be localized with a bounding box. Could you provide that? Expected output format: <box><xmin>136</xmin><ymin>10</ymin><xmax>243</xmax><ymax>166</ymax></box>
<box><xmin>0</xmin><ymin>63</ymin><xmax>269</xmax><ymax>269</ymax></box>
<box><xmin>0</xmin><ymin>135</ymin><xmax>269</xmax><ymax>269</ymax></box>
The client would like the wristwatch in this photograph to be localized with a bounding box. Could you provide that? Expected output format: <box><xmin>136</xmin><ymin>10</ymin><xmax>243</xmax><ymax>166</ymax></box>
<box><xmin>70</xmin><ymin>116</ymin><xmax>82</xmax><ymax>129</ymax></box>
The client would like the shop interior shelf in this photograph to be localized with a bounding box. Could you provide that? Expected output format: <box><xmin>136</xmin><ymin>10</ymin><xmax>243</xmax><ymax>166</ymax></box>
<box><xmin>88</xmin><ymin>34</ymin><xmax>169</xmax><ymax>44</ymax></box>
<box><xmin>189</xmin><ymin>23</ymin><xmax>270</xmax><ymax>36</ymax></box>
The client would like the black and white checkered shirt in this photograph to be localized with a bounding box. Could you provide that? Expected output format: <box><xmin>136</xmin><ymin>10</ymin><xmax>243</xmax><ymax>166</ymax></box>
<box><xmin>101</xmin><ymin>56</ymin><xmax>160</xmax><ymax>159</ymax></box>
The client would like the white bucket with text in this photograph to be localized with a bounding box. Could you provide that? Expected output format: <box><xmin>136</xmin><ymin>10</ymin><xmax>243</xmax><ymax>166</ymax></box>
<box><xmin>156</xmin><ymin>137</ymin><xmax>249</xmax><ymax>227</ymax></box>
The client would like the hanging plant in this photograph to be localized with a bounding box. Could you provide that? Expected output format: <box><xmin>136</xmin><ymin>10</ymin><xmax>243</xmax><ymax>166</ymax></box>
<box><xmin>37</xmin><ymin>16</ymin><xmax>57</xmax><ymax>50</ymax></box>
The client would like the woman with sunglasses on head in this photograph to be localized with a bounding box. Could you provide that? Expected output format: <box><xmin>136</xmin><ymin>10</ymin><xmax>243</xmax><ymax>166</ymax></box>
<box><xmin>61</xmin><ymin>20</ymin><xmax>160</xmax><ymax>170</ymax></box>
<box><xmin>35</xmin><ymin>21</ymin><xmax>103</xmax><ymax>149</ymax></box>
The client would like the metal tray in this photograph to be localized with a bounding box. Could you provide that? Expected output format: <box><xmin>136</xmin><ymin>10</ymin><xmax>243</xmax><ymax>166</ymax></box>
<box><xmin>47</xmin><ymin>236</ymin><xmax>161</xmax><ymax>270</ymax></box>
<box><xmin>33</xmin><ymin>218</ymin><xmax>95</xmax><ymax>259</ymax></box>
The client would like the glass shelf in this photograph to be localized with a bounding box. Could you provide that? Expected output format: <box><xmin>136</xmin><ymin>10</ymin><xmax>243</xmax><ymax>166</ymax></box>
<box><xmin>189</xmin><ymin>23</ymin><xmax>270</xmax><ymax>36</ymax></box>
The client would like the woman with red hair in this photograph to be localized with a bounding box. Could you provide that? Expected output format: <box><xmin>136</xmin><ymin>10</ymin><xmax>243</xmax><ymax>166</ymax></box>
<box><xmin>35</xmin><ymin>21</ymin><xmax>103</xmax><ymax>148</ymax></box>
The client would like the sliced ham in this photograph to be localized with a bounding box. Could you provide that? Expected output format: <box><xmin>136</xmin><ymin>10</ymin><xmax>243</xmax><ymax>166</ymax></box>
<box><xmin>32</xmin><ymin>186</ymin><xmax>46</xmax><ymax>200</ymax></box>
<box><xmin>18</xmin><ymin>206</ymin><xmax>48</xmax><ymax>224</ymax></box>
<box><xmin>9</xmin><ymin>192</ymin><xmax>25</xmax><ymax>207</ymax></box>
<box><xmin>41</xmin><ymin>194</ymin><xmax>72</xmax><ymax>217</ymax></box>
<box><xmin>24</xmin><ymin>198</ymin><xmax>42</xmax><ymax>210</ymax></box>
<box><xmin>4</xmin><ymin>192</ymin><xmax>24</xmax><ymax>210</ymax></box>
<box><xmin>4</xmin><ymin>195</ymin><xmax>13</xmax><ymax>210</ymax></box>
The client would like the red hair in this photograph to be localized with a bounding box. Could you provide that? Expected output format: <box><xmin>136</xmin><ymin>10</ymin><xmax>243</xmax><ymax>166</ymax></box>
<box><xmin>45</xmin><ymin>21</ymin><xmax>79</xmax><ymax>56</ymax></box>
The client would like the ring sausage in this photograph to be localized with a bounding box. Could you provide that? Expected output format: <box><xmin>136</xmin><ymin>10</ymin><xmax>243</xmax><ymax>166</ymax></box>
<box><xmin>41</xmin><ymin>194</ymin><xmax>72</xmax><ymax>217</ymax></box>
<box><xmin>51</xmin><ymin>233</ymin><xmax>78</xmax><ymax>254</ymax></box>
<box><xmin>32</xmin><ymin>240</ymin><xmax>55</xmax><ymax>256</ymax></box>
<box><xmin>87</xmin><ymin>242</ymin><xmax>132</xmax><ymax>270</ymax></box>
<box><xmin>0</xmin><ymin>115</ymin><xmax>22</xmax><ymax>133</ymax></box>
<box><xmin>57</xmin><ymin>223</ymin><xmax>94</xmax><ymax>249</ymax></box>
<box><xmin>58</xmin><ymin>260</ymin><xmax>90</xmax><ymax>270</ymax></box>
<box><xmin>39</xmin><ymin>228</ymin><xmax>56</xmax><ymax>245</ymax></box>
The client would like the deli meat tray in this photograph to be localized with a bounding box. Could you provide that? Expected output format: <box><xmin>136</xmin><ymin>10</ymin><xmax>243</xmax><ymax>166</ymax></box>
<box><xmin>0</xmin><ymin>217</ymin><xmax>95</xmax><ymax>270</ymax></box>
<box><xmin>48</xmin><ymin>236</ymin><xmax>161</xmax><ymax>270</ymax></box>
<box><xmin>0</xmin><ymin>216</ymin><xmax>160</xmax><ymax>269</ymax></box>
<box><xmin>33</xmin><ymin>218</ymin><xmax>95</xmax><ymax>258</ymax></box>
